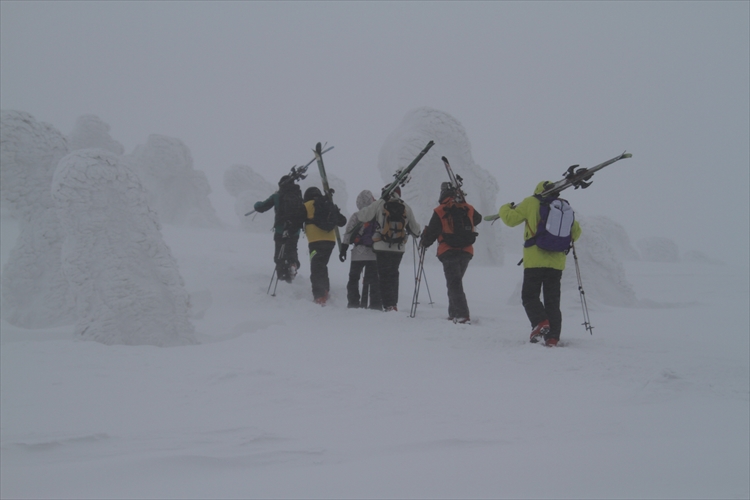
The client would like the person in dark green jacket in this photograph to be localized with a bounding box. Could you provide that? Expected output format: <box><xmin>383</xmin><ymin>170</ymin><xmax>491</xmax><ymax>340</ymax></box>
<box><xmin>497</xmin><ymin>181</ymin><xmax>582</xmax><ymax>346</ymax></box>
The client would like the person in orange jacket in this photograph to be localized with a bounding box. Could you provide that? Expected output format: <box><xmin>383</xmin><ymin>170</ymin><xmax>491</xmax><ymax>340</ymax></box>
<box><xmin>420</xmin><ymin>183</ymin><xmax>482</xmax><ymax>324</ymax></box>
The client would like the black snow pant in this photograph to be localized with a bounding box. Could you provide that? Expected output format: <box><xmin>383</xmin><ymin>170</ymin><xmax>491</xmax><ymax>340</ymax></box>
<box><xmin>440</xmin><ymin>251</ymin><xmax>472</xmax><ymax>320</ymax></box>
<box><xmin>308</xmin><ymin>241</ymin><xmax>335</xmax><ymax>300</ymax></box>
<box><xmin>375</xmin><ymin>251</ymin><xmax>404</xmax><ymax>310</ymax></box>
<box><xmin>274</xmin><ymin>232</ymin><xmax>300</xmax><ymax>280</ymax></box>
<box><xmin>521</xmin><ymin>267</ymin><xmax>563</xmax><ymax>340</ymax></box>
<box><xmin>346</xmin><ymin>260</ymin><xmax>382</xmax><ymax>309</ymax></box>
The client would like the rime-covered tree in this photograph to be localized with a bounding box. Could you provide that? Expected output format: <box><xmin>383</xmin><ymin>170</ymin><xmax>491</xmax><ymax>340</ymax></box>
<box><xmin>0</xmin><ymin>110</ymin><xmax>73</xmax><ymax>327</ymax></box>
<box><xmin>67</xmin><ymin>114</ymin><xmax>124</xmax><ymax>155</ymax></box>
<box><xmin>379</xmin><ymin>107</ymin><xmax>502</xmax><ymax>265</ymax></box>
<box><xmin>123</xmin><ymin>134</ymin><xmax>221</xmax><ymax>228</ymax></box>
<box><xmin>637</xmin><ymin>236</ymin><xmax>680</xmax><ymax>263</ymax></box>
<box><xmin>52</xmin><ymin>149</ymin><xmax>197</xmax><ymax>347</ymax></box>
<box><xmin>224</xmin><ymin>164</ymin><xmax>276</xmax><ymax>232</ymax></box>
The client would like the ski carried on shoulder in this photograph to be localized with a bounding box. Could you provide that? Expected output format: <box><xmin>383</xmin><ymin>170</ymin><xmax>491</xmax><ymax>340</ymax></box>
<box><xmin>245</xmin><ymin>145</ymin><xmax>334</xmax><ymax>216</ymax></box>
<box><xmin>540</xmin><ymin>151</ymin><xmax>632</xmax><ymax>198</ymax></box>
<box><xmin>441</xmin><ymin>156</ymin><xmax>467</xmax><ymax>202</ymax></box>
<box><xmin>483</xmin><ymin>151</ymin><xmax>633</xmax><ymax>221</ymax></box>
<box><xmin>381</xmin><ymin>140</ymin><xmax>435</xmax><ymax>200</ymax></box>
<box><xmin>313</xmin><ymin>142</ymin><xmax>343</xmax><ymax>253</ymax></box>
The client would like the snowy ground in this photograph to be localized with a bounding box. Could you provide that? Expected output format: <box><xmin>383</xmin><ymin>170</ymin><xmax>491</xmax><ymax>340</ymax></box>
<box><xmin>1</xmin><ymin>221</ymin><xmax>748</xmax><ymax>499</ymax></box>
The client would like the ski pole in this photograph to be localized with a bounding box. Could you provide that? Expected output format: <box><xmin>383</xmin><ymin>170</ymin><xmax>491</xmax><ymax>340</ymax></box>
<box><xmin>267</xmin><ymin>269</ymin><xmax>278</xmax><ymax>296</ymax></box>
<box><xmin>571</xmin><ymin>241</ymin><xmax>593</xmax><ymax>334</ymax></box>
<box><xmin>410</xmin><ymin>243</ymin><xmax>428</xmax><ymax>318</ymax></box>
<box><xmin>421</xmin><ymin>258</ymin><xmax>434</xmax><ymax>306</ymax></box>
<box><xmin>268</xmin><ymin>240</ymin><xmax>287</xmax><ymax>297</ymax></box>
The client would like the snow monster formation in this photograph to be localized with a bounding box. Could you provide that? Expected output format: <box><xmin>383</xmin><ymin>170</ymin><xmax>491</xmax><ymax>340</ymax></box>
<box><xmin>224</xmin><ymin>164</ymin><xmax>276</xmax><ymax>232</ymax></box>
<box><xmin>67</xmin><ymin>114</ymin><xmax>125</xmax><ymax>156</ymax></box>
<box><xmin>378</xmin><ymin>107</ymin><xmax>502</xmax><ymax>265</ymax></box>
<box><xmin>123</xmin><ymin>134</ymin><xmax>221</xmax><ymax>228</ymax></box>
<box><xmin>52</xmin><ymin>149</ymin><xmax>197</xmax><ymax>347</ymax></box>
<box><xmin>637</xmin><ymin>236</ymin><xmax>681</xmax><ymax>263</ymax></box>
<box><xmin>0</xmin><ymin>110</ymin><xmax>74</xmax><ymax>328</ymax></box>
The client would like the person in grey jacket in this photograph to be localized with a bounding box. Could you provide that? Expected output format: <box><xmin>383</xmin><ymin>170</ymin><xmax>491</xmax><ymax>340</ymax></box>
<box><xmin>355</xmin><ymin>186</ymin><xmax>421</xmax><ymax>312</ymax></box>
<box><xmin>340</xmin><ymin>190</ymin><xmax>382</xmax><ymax>309</ymax></box>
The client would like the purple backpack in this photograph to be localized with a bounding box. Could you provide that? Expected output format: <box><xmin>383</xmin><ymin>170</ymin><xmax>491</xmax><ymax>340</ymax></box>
<box><xmin>352</xmin><ymin>220</ymin><xmax>376</xmax><ymax>247</ymax></box>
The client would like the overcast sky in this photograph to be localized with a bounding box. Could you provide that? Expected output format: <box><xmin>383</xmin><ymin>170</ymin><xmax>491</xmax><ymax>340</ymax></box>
<box><xmin>2</xmin><ymin>1</ymin><xmax>748</xmax><ymax>264</ymax></box>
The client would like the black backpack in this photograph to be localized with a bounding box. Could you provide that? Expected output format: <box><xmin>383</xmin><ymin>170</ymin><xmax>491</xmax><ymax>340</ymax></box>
<box><xmin>278</xmin><ymin>184</ymin><xmax>307</xmax><ymax>230</ymax></box>
<box><xmin>379</xmin><ymin>199</ymin><xmax>407</xmax><ymax>247</ymax></box>
<box><xmin>311</xmin><ymin>195</ymin><xmax>340</xmax><ymax>232</ymax></box>
<box><xmin>441</xmin><ymin>203</ymin><xmax>477</xmax><ymax>248</ymax></box>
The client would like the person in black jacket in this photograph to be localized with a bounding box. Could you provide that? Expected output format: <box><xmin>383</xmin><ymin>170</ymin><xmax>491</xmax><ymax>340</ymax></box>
<box><xmin>254</xmin><ymin>175</ymin><xmax>305</xmax><ymax>282</ymax></box>
<box><xmin>420</xmin><ymin>183</ymin><xmax>482</xmax><ymax>324</ymax></box>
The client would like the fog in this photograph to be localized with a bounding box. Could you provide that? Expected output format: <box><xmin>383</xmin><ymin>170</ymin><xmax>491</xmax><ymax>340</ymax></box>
<box><xmin>1</xmin><ymin>1</ymin><xmax>748</xmax><ymax>264</ymax></box>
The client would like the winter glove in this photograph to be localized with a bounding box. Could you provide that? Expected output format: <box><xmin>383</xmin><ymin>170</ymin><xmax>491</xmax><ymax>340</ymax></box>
<box><xmin>339</xmin><ymin>244</ymin><xmax>349</xmax><ymax>262</ymax></box>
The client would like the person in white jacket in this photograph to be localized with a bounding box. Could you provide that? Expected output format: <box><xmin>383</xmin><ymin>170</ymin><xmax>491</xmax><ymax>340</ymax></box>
<box><xmin>355</xmin><ymin>186</ymin><xmax>421</xmax><ymax>312</ymax></box>
<box><xmin>340</xmin><ymin>190</ymin><xmax>382</xmax><ymax>309</ymax></box>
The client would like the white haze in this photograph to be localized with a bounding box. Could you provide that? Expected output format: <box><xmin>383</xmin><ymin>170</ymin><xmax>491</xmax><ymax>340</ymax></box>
<box><xmin>0</xmin><ymin>104</ymin><xmax>748</xmax><ymax>500</ymax></box>
<box><xmin>1</xmin><ymin>2</ymin><xmax>749</xmax><ymax>499</ymax></box>
<box><xmin>1</xmin><ymin>2</ymin><xmax>748</xmax><ymax>265</ymax></box>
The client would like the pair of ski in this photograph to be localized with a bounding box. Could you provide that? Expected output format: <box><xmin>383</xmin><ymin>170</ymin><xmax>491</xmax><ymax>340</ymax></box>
<box><xmin>484</xmin><ymin>151</ymin><xmax>633</xmax><ymax>222</ymax></box>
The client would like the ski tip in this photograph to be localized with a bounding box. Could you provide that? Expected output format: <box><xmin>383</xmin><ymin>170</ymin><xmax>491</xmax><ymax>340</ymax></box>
<box><xmin>441</xmin><ymin>156</ymin><xmax>448</xmax><ymax>162</ymax></box>
<box><xmin>315</xmin><ymin>142</ymin><xmax>322</xmax><ymax>153</ymax></box>
<box><xmin>623</xmin><ymin>152</ymin><xmax>633</xmax><ymax>159</ymax></box>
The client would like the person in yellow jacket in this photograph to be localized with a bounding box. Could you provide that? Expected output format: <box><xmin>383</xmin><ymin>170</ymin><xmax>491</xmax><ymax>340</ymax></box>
<box><xmin>303</xmin><ymin>187</ymin><xmax>346</xmax><ymax>305</ymax></box>
<box><xmin>497</xmin><ymin>181</ymin><xmax>582</xmax><ymax>346</ymax></box>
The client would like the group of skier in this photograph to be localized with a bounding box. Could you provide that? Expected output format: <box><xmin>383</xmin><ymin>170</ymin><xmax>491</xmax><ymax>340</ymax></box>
<box><xmin>252</xmin><ymin>145</ymin><xmax>630</xmax><ymax>347</ymax></box>
<box><xmin>254</xmin><ymin>179</ymin><xmax>573</xmax><ymax>347</ymax></box>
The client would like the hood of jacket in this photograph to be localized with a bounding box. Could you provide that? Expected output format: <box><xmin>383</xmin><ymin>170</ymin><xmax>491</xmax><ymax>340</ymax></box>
<box><xmin>534</xmin><ymin>180</ymin><xmax>553</xmax><ymax>195</ymax></box>
<box><xmin>356</xmin><ymin>190</ymin><xmax>376</xmax><ymax>210</ymax></box>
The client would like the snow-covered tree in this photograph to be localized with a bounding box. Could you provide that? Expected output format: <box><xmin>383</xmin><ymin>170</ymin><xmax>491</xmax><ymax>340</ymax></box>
<box><xmin>568</xmin><ymin>214</ymin><xmax>638</xmax><ymax>307</ymax></box>
<box><xmin>123</xmin><ymin>134</ymin><xmax>222</xmax><ymax>228</ymax></box>
<box><xmin>52</xmin><ymin>149</ymin><xmax>197</xmax><ymax>347</ymax></box>
<box><xmin>223</xmin><ymin>164</ymin><xmax>276</xmax><ymax>232</ymax></box>
<box><xmin>637</xmin><ymin>236</ymin><xmax>680</xmax><ymax>263</ymax></box>
<box><xmin>583</xmin><ymin>215</ymin><xmax>640</xmax><ymax>261</ymax></box>
<box><xmin>67</xmin><ymin>114</ymin><xmax>124</xmax><ymax>155</ymax></box>
<box><xmin>378</xmin><ymin>107</ymin><xmax>502</xmax><ymax>265</ymax></box>
<box><xmin>0</xmin><ymin>110</ymin><xmax>74</xmax><ymax>328</ymax></box>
